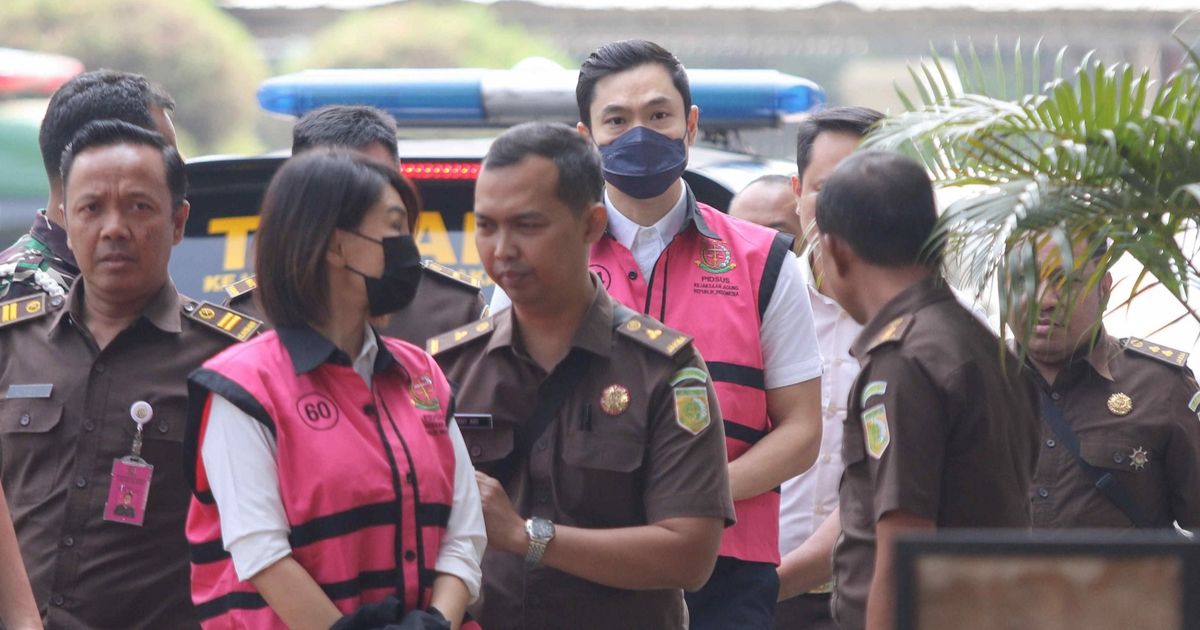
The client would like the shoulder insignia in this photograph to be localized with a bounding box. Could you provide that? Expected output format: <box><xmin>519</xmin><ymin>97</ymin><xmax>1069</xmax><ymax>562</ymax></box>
<box><xmin>185</xmin><ymin>301</ymin><xmax>262</xmax><ymax>342</ymax></box>
<box><xmin>222</xmin><ymin>275</ymin><xmax>258</xmax><ymax>300</ymax></box>
<box><xmin>1123</xmin><ymin>338</ymin><xmax>1190</xmax><ymax>369</ymax></box>
<box><xmin>670</xmin><ymin>367</ymin><xmax>708</xmax><ymax>386</ymax></box>
<box><xmin>0</xmin><ymin>294</ymin><xmax>55</xmax><ymax>329</ymax></box>
<box><xmin>427</xmin><ymin>318</ymin><xmax>493</xmax><ymax>355</ymax></box>
<box><xmin>865</xmin><ymin>314</ymin><xmax>914</xmax><ymax>353</ymax></box>
<box><xmin>422</xmin><ymin>260</ymin><xmax>481</xmax><ymax>290</ymax></box>
<box><xmin>617</xmin><ymin>314</ymin><xmax>692</xmax><ymax>357</ymax></box>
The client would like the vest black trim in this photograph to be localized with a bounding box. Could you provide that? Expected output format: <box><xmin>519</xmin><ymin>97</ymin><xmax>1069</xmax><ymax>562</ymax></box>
<box><xmin>707</xmin><ymin>361</ymin><xmax>766</xmax><ymax>390</ymax></box>
<box><xmin>195</xmin><ymin>569</ymin><xmax>398</xmax><ymax>620</ymax></box>
<box><xmin>184</xmin><ymin>368</ymin><xmax>277</xmax><ymax>505</ymax></box>
<box><xmin>758</xmin><ymin>231</ymin><xmax>796</xmax><ymax>320</ymax></box>
<box><xmin>723</xmin><ymin>420</ymin><xmax>767</xmax><ymax>446</ymax></box>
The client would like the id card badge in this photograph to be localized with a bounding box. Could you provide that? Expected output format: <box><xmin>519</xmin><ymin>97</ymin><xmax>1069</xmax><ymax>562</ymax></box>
<box><xmin>103</xmin><ymin>456</ymin><xmax>153</xmax><ymax>526</ymax></box>
<box><xmin>103</xmin><ymin>400</ymin><xmax>155</xmax><ymax>526</ymax></box>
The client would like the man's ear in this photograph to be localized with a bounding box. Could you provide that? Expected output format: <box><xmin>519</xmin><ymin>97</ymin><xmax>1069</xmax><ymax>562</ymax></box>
<box><xmin>685</xmin><ymin>105</ymin><xmax>700</xmax><ymax>145</ymax></box>
<box><xmin>171</xmin><ymin>200</ymin><xmax>190</xmax><ymax>245</ymax></box>
<box><xmin>582</xmin><ymin>202</ymin><xmax>607</xmax><ymax>244</ymax></box>
<box><xmin>822</xmin><ymin>233</ymin><xmax>853</xmax><ymax>279</ymax></box>
<box><xmin>577</xmin><ymin>121</ymin><xmax>593</xmax><ymax>143</ymax></box>
<box><xmin>791</xmin><ymin>174</ymin><xmax>801</xmax><ymax>200</ymax></box>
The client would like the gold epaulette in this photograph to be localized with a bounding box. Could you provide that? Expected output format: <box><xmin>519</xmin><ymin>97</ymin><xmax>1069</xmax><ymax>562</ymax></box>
<box><xmin>185</xmin><ymin>300</ymin><xmax>262</xmax><ymax>342</ymax></box>
<box><xmin>616</xmin><ymin>314</ymin><xmax>692</xmax><ymax>357</ymax></box>
<box><xmin>0</xmin><ymin>293</ymin><xmax>56</xmax><ymax>329</ymax></box>
<box><xmin>1123</xmin><ymin>338</ymin><xmax>1190</xmax><ymax>369</ymax></box>
<box><xmin>865</xmin><ymin>314</ymin><xmax>914</xmax><ymax>353</ymax></box>
<box><xmin>427</xmin><ymin>318</ymin><xmax>494</xmax><ymax>355</ymax></box>
<box><xmin>222</xmin><ymin>275</ymin><xmax>258</xmax><ymax>300</ymax></box>
<box><xmin>422</xmin><ymin>260</ymin><xmax>481</xmax><ymax>290</ymax></box>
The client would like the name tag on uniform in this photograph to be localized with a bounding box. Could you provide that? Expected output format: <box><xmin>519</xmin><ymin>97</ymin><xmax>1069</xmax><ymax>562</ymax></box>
<box><xmin>454</xmin><ymin>413</ymin><xmax>494</xmax><ymax>430</ymax></box>
<box><xmin>5</xmin><ymin>384</ymin><xmax>53</xmax><ymax>399</ymax></box>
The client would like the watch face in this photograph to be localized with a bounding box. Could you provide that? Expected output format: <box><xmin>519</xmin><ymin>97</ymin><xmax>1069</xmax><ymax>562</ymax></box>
<box><xmin>531</xmin><ymin>518</ymin><xmax>554</xmax><ymax>540</ymax></box>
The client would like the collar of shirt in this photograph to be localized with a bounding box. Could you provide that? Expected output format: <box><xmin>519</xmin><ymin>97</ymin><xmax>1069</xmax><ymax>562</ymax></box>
<box><xmin>1019</xmin><ymin>329</ymin><xmax>1118</xmax><ymax>388</ymax></box>
<box><xmin>50</xmin><ymin>279</ymin><xmax>183</xmax><ymax>339</ymax></box>
<box><xmin>276</xmin><ymin>324</ymin><xmax>400</xmax><ymax>379</ymax></box>
<box><xmin>797</xmin><ymin>251</ymin><xmax>840</xmax><ymax>308</ymax></box>
<box><xmin>851</xmin><ymin>274</ymin><xmax>953</xmax><ymax>358</ymax></box>
<box><xmin>485</xmin><ymin>277</ymin><xmax>616</xmax><ymax>361</ymax></box>
<box><xmin>28</xmin><ymin>209</ymin><xmax>79</xmax><ymax>272</ymax></box>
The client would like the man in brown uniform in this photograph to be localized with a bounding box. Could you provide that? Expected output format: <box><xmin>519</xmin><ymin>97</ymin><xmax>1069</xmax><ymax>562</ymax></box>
<box><xmin>815</xmin><ymin>151</ymin><xmax>1040</xmax><ymax>630</ymax></box>
<box><xmin>0</xmin><ymin>120</ymin><xmax>253</xmax><ymax>628</ymax></box>
<box><xmin>430</xmin><ymin>122</ymin><xmax>735</xmax><ymax>629</ymax></box>
<box><xmin>1010</xmin><ymin>238</ymin><xmax>1200</xmax><ymax>531</ymax></box>
<box><xmin>0</xmin><ymin>70</ymin><xmax>177</xmax><ymax>300</ymax></box>
<box><xmin>223</xmin><ymin>105</ymin><xmax>485</xmax><ymax>345</ymax></box>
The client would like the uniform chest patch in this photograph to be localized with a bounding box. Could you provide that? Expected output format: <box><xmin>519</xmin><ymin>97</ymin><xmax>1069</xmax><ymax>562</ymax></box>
<box><xmin>296</xmin><ymin>393</ymin><xmax>341</xmax><ymax>431</ymax></box>
<box><xmin>862</xmin><ymin>404</ymin><xmax>891</xmax><ymax>459</ymax></box>
<box><xmin>410</xmin><ymin>375</ymin><xmax>440</xmax><ymax>411</ymax></box>
<box><xmin>674</xmin><ymin>387</ymin><xmax>711</xmax><ymax>435</ymax></box>
<box><xmin>695</xmin><ymin>239</ymin><xmax>736</xmax><ymax>274</ymax></box>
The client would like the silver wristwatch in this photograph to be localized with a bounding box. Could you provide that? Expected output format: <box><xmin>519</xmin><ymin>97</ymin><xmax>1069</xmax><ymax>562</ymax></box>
<box><xmin>524</xmin><ymin>517</ymin><xmax>555</xmax><ymax>566</ymax></box>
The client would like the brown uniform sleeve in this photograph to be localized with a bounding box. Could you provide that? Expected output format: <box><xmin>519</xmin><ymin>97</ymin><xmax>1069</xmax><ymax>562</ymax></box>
<box><xmin>641</xmin><ymin>349</ymin><xmax>736</xmax><ymax>526</ymax></box>
<box><xmin>860</xmin><ymin>352</ymin><xmax>948</xmax><ymax>522</ymax></box>
<box><xmin>1165</xmin><ymin>370</ymin><xmax>1200</xmax><ymax>530</ymax></box>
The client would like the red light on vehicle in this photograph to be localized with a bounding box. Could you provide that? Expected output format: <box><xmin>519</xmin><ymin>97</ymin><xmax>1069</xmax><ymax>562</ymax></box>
<box><xmin>402</xmin><ymin>161</ymin><xmax>480</xmax><ymax>180</ymax></box>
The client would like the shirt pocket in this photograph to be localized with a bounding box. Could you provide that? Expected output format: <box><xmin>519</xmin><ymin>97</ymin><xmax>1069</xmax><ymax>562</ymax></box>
<box><xmin>0</xmin><ymin>397</ymin><xmax>65</xmax><ymax>505</ymax></box>
<box><xmin>559</xmin><ymin>426</ymin><xmax>645</xmax><ymax>526</ymax></box>
<box><xmin>457</xmin><ymin>416</ymin><xmax>515</xmax><ymax>466</ymax></box>
<box><xmin>1079</xmin><ymin>438</ymin><xmax>1161</xmax><ymax>515</ymax></box>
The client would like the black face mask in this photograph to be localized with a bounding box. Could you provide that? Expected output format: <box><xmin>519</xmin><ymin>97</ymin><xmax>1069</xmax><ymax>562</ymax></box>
<box><xmin>343</xmin><ymin>232</ymin><xmax>422</xmax><ymax>316</ymax></box>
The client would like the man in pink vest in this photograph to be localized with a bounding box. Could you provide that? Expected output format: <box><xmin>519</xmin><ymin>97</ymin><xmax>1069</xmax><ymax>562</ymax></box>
<box><xmin>572</xmin><ymin>39</ymin><xmax>825</xmax><ymax>628</ymax></box>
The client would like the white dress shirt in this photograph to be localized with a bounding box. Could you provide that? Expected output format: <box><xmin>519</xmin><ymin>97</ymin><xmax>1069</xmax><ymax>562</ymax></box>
<box><xmin>491</xmin><ymin>188</ymin><xmax>823</xmax><ymax>389</ymax></box>
<box><xmin>778</xmin><ymin>254</ymin><xmax>863</xmax><ymax>565</ymax></box>
<box><xmin>200</xmin><ymin>330</ymin><xmax>487</xmax><ymax>600</ymax></box>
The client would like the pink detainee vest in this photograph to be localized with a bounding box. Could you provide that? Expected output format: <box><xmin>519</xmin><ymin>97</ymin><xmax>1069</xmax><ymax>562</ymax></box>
<box><xmin>590</xmin><ymin>192</ymin><xmax>796</xmax><ymax>564</ymax></box>
<box><xmin>184</xmin><ymin>330</ymin><xmax>456</xmax><ymax>628</ymax></box>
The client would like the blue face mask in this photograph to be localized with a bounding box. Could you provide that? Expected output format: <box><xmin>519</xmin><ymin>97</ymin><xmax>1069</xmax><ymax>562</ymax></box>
<box><xmin>598</xmin><ymin>126</ymin><xmax>688</xmax><ymax>200</ymax></box>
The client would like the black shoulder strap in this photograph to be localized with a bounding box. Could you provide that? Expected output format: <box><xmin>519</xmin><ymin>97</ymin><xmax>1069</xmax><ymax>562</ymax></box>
<box><xmin>758</xmin><ymin>231</ymin><xmax>795</xmax><ymax>320</ymax></box>
<box><xmin>1038</xmin><ymin>390</ymin><xmax>1154</xmax><ymax>528</ymax></box>
<box><xmin>491</xmin><ymin>307</ymin><xmax>637</xmax><ymax>486</ymax></box>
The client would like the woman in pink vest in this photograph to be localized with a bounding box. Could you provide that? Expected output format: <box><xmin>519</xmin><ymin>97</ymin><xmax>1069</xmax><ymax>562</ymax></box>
<box><xmin>183</xmin><ymin>151</ymin><xmax>485</xmax><ymax>630</ymax></box>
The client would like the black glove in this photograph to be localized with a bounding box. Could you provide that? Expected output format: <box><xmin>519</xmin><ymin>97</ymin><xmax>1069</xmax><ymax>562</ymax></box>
<box><xmin>330</xmin><ymin>597</ymin><xmax>450</xmax><ymax>630</ymax></box>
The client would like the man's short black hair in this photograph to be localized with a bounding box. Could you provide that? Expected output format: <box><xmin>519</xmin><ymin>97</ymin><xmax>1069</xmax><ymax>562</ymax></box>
<box><xmin>39</xmin><ymin>70</ymin><xmax>174</xmax><ymax>181</ymax></box>
<box><xmin>60</xmin><ymin>119</ymin><xmax>187</xmax><ymax>211</ymax></box>
<box><xmin>815</xmin><ymin>150</ymin><xmax>941</xmax><ymax>267</ymax></box>
<box><xmin>483</xmin><ymin>122</ymin><xmax>604</xmax><ymax>214</ymax></box>
<box><xmin>292</xmin><ymin>105</ymin><xmax>399</xmax><ymax>162</ymax></box>
<box><xmin>795</xmin><ymin>106</ymin><xmax>884</xmax><ymax>178</ymax></box>
<box><xmin>576</xmin><ymin>40</ymin><xmax>692</xmax><ymax>130</ymax></box>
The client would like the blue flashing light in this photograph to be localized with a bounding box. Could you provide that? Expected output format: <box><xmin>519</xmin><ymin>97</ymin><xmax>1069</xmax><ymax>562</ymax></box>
<box><xmin>257</xmin><ymin>69</ymin><xmax>486</xmax><ymax>125</ymax></box>
<box><xmin>258</xmin><ymin>67</ymin><xmax>824</xmax><ymax>130</ymax></box>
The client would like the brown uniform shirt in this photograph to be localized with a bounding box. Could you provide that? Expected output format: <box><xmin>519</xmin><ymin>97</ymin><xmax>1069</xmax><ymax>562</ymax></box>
<box><xmin>832</xmin><ymin>277</ymin><xmax>1040</xmax><ymax>630</ymax></box>
<box><xmin>0</xmin><ymin>281</ymin><xmax>245</xmax><ymax>629</ymax></box>
<box><xmin>224</xmin><ymin>261</ymin><xmax>484</xmax><ymax>346</ymax></box>
<box><xmin>1027</xmin><ymin>332</ymin><xmax>1200</xmax><ymax>529</ymax></box>
<box><xmin>430</xmin><ymin>281</ymin><xmax>735</xmax><ymax>630</ymax></box>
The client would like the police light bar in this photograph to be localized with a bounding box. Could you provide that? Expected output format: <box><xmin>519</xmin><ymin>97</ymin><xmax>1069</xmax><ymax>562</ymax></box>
<box><xmin>257</xmin><ymin>66</ymin><xmax>824</xmax><ymax>130</ymax></box>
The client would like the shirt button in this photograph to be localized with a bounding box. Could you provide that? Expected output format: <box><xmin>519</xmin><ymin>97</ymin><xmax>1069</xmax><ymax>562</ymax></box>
<box><xmin>157</xmin><ymin>421</ymin><xmax>169</xmax><ymax>434</ymax></box>
<box><xmin>535</xmin><ymin>438</ymin><xmax>547</xmax><ymax>451</ymax></box>
<box><xmin>822</xmin><ymin>454</ymin><xmax>832</xmax><ymax>464</ymax></box>
<box><xmin>83</xmin><ymin>420</ymin><xmax>96</xmax><ymax>432</ymax></box>
<box><xmin>62</xmin><ymin>536</ymin><xmax>74</xmax><ymax>548</ymax></box>
<box><xmin>52</xmin><ymin>594</ymin><xmax>64</xmax><ymax>607</ymax></box>
<box><xmin>94</xmin><ymin>363</ymin><xmax>106</xmax><ymax>374</ymax></box>
<box><xmin>536</xmin><ymin>493</ymin><xmax>550</xmax><ymax>504</ymax></box>
<box><xmin>404</xmin><ymin>550</ymin><xmax>417</xmax><ymax>562</ymax></box>
<box><xmin>1050</xmin><ymin>392</ymin><xmax>1061</xmax><ymax>401</ymax></box>
<box><xmin>1045</xmin><ymin>439</ymin><xmax>1056</xmax><ymax>448</ymax></box>
<box><xmin>362</xmin><ymin>404</ymin><xmax>377</xmax><ymax>416</ymax></box>
<box><xmin>18</xmin><ymin>414</ymin><xmax>30</xmax><ymax>427</ymax></box>
<box><xmin>469</xmin><ymin>445</ymin><xmax>482</xmax><ymax>458</ymax></box>
<box><xmin>74</xmin><ymin>476</ymin><xmax>87</xmax><ymax>489</ymax></box>
<box><xmin>627</xmin><ymin>271</ymin><xmax>637</xmax><ymax>281</ymax></box>
<box><xmin>1113</xmin><ymin>451</ymin><xmax>1124</xmax><ymax>464</ymax></box>
<box><xmin>1037</xmin><ymin>487</ymin><xmax>1049</xmax><ymax>498</ymax></box>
